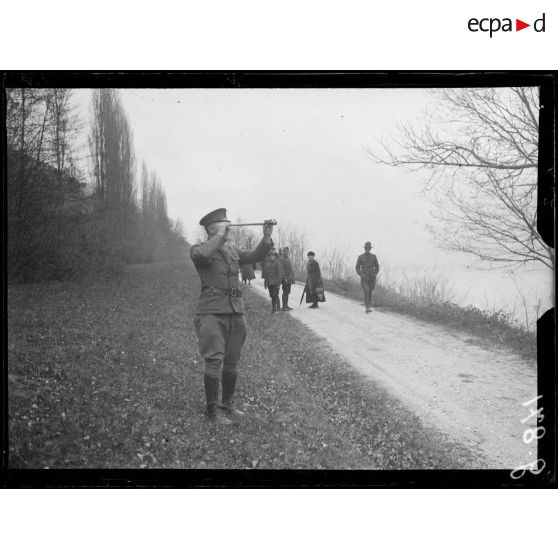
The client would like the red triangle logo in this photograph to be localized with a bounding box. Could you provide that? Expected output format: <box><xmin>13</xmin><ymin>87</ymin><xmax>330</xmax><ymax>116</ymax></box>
<box><xmin>516</xmin><ymin>19</ymin><xmax>530</xmax><ymax>31</ymax></box>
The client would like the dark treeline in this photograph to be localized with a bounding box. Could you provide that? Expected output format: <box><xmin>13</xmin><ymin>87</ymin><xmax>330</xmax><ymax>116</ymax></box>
<box><xmin>7</xmin><ymin>88</ymin><xmax>186</xmax><ymax>283</ymax></box>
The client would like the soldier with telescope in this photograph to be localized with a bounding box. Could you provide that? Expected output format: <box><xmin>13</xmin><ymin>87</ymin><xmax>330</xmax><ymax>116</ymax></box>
<box><xmin>190</xmin><ymin>208</ymin><xmax>275</xmax><ymax>425</ymax></box>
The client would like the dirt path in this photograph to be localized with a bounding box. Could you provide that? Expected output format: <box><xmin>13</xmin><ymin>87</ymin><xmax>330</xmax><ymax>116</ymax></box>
<box><xmin>249</xmin><ymin>273</ymin><xmax>537</xmax><ymax>468</ymax></box>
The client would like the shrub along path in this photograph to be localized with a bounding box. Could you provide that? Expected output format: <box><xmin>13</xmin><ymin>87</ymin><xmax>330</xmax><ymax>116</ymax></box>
<box><xmin>9</xmin><ymin>260</ymin><xmax>489</xmax><ymax>470</ymax></box>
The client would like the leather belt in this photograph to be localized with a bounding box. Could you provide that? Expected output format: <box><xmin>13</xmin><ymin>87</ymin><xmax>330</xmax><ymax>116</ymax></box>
<box><xmin>201</xmin><ymin>286</ymin><xmax>242</xmax><ymax>297</ymax></box>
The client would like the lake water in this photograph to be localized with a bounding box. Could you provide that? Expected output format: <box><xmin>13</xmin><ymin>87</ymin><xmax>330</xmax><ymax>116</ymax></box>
<box><xmin>382</xmin><ymin>263</ymin><xmax>554</xmax><ymax>329</ymax></box>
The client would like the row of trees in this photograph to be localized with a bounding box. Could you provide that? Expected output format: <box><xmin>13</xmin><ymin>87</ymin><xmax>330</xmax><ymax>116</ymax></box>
<box><xmin>7</xmin><ymin>88</ymin><xmax>185</xmax><ymax>282</ymax></box>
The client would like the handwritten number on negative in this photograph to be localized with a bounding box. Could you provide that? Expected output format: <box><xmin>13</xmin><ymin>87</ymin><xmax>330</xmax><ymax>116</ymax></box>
<box><xmin>510</xmin><ymin>459</ymin><xmax>546</xmax><ymax>480</ymax></box>
<box><xmin>520</xmin><ymin>405</ymin><xmax>544</xmax><ymax>424</ymax></box>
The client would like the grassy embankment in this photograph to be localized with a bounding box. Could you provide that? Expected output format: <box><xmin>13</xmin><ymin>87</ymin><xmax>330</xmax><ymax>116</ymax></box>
<box><xmin>8</xmin><ymin>259</ymin><xmax>486</xmax><ymax>470</ymax></box>
<box><xmin>298</xmin><ymin>269</ymin><xmax>537</xmax><ymax>362</ymax></box>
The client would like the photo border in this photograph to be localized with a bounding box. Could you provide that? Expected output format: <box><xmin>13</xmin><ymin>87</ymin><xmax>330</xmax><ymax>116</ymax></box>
<box><xmin>1</xmin><ymin>70</ymin><xmax>555</xmax><ymax>488</ymax></box>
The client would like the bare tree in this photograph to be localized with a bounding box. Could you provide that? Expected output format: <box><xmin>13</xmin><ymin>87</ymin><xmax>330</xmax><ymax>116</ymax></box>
<box><xmin>320</xmin><ymin>245</ymin><xmax>353</xmax><ymax>281</ymax></box>
<box><xmin>44</xmin><ymin>88</ymin><xmax>80</xmax><ymax>177</ymax></box>
<box><xmin>368</xmin><ymin>87</ymin><xmax>553</xmax><ymax>270</ymax></box>
<box><xmin>7</xmin><ymin>88</ymin><xmax>52</xmax><ymax>226</ymax></box>
<box><xmin>7</xmin><ymin>88</ymin><xmax>86</xmax><ymax>281</ymax></box>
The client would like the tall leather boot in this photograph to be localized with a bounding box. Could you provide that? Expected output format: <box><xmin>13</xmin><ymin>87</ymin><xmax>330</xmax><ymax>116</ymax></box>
<box><xmin>220</xmin><ymin>364</ymin><xmax>244</xmax><ymax>416</ymax></box>
<box><xmin>204</xmin><ymin>374</ymin><xmax>219</xmax><ymax>417</ymax></box>
<box><xmin>204</xmin><ymin>364</ymin><xmax>232</xmax><ymax>425</ymax></box>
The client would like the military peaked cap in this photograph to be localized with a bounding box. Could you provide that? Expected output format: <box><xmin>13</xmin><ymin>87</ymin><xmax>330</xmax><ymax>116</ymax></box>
<box><xmin>199</xmin><ymin>208</ymin><xmax>229</xmax><ymax>227</ymax></box>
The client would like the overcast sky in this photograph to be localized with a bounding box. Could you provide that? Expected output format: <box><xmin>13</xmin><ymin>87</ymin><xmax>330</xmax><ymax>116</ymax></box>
<box><xmin>73</xmin><ymin>87</ymin><xmax>458</xmax><ymax>270</ymax></box>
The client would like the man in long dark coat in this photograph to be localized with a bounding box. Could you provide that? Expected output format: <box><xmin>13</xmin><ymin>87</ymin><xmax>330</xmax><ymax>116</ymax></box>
<box><xmin>240</xmin><ymin>262</ymin><xmax>256</xmax><ymax>285</ymax></box>
<box><xmin>190</xmin><ymin>208</ymin><xmax>274</xmax><ymax>424</ymax></box>
<box><xmin>305</xmin><ymin>251</ymin><xmax>324</xmax><ymax>309</ymax></box>
<box><xmin>355</xmin><ymin>241</ymin><xmax>380</xmax><ymax>313</ymax></box>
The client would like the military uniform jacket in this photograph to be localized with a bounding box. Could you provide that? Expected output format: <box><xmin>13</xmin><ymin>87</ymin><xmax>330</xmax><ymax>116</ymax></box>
<box><xmin>261</xmin><ymin>256</ymin><xmax>271</xmax><ymax>279</ymax></box>
<box><xmin>191</xmin><ymin>235</ymin><xmax>273</xmax><ymax>314</ymax></box>
<box><xmin>263</xmin><ymin>260</ymin><xmax>284</xmax><ymax>286</ymax></box>
<box><xmin>355</xmin><ymin>252</ymin><xmax>379</xmax><ymax>279</ymax></box>
<box><xmin>279</xmin><ymin>255</ymin><xmax>295</xmax><ymax>283</ymax></box>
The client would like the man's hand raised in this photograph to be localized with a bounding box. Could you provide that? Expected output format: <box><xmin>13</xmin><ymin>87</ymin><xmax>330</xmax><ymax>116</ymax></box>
<box><xmin>263</xmin><ymin>220</ymin><xmax>274</xmax><ymax>238</ymax></box>
<box><xmin>214</xmin><ymin>222</ymin><xmax>231</xmax><ymax>239</ymax></box>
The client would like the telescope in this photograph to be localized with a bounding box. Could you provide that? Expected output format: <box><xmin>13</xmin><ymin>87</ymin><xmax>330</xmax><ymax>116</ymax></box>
<box><xmin>228</xmin><ymin>219</ymin><xmax>277</xmax><ymax>227</ymax></box>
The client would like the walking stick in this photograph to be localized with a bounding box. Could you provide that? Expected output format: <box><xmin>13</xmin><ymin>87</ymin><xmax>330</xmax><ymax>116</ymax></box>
<box><xmin>299</xmin><ymin>284</ymin><xmax>307</xmax><ymax>306</ymax></box>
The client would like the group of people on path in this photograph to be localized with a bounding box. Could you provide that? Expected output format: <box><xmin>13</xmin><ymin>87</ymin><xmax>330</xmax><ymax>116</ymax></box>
<box><xmin>189</xmin><ymin>207</ymin><xmax>380</xmax><ymax>425</ymax></box>
<box><xmin>240</xmin><ymin>246</ymin><xmax>327</xmax><ymax>313</ymax></box>
<box><xmin>261</xmin><ymin>247</ymin><xmax>296</xmax><ymax>313</ymax></box>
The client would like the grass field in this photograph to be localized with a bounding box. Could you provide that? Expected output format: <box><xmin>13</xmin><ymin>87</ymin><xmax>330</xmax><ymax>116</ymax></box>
<box><xmin>8</xmin><ymin>259</ymin><xmax>487</xmax><ymax>469</ymax></box>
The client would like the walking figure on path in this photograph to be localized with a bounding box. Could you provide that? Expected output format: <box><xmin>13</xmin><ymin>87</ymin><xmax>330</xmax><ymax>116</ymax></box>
<box><xmin>190</xmin><ymin>208</ymin><xmax>274</xmax><ymax>425</ymax></box>
<box><xmin>305</xmin><ymin>251</ymin><xmax>325</xmax><ymax>309</ymax></box>
<box><xmin>355</xmin><ymin>241</ymin><xmax>379</xmax><ymax>313</ymax></box>
<box><xmin>263</xmin><ymin>248</ymin><xmax>284</xmax><ymax>314</ymax></box>
<box><xmin>279</xmin><ymin>246</ymin><xmax>295</xmax><ymax>311</ymax></box>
